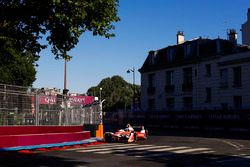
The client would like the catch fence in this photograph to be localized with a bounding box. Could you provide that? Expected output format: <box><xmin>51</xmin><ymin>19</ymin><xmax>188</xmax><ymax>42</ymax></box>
<box><xmin>0</xmin><ymin>84</ymin><xmax>101</xmax><ymax>126</ymax></box>
<box><xmin>104</xmin><ymin>110</ymin><xmax>250</xmax><ymax>132</ymax></box>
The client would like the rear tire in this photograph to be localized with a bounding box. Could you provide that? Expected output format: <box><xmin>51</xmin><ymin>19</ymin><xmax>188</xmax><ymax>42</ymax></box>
<box><xmin>104</xmin><ymin>133</ymin><xmax>112</xmax><ymax>143</ymax></box>
<box><xmin>145</xmin><ymin>130</ymin><xmax>149</xmax><ymax>139</ymax></box>
<box><xmin>133</xmin><ymin>132</ymin><xmax>137</xmax><ymax>142</ymax></box>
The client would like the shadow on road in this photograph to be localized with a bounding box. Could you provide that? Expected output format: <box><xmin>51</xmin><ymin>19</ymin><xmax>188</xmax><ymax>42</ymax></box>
<box><xmin>1</xmin><ymin>146</ymin><xmax>250</xmax><ymax>167</ymax></box>
<box><xmin>0</xmin><ymin>151</ymin><xmax>89</xmax><ymax>167</ymax></box>
<box><xmin>140</xmin><ymin>152</ymin><xmax>250</xmax><ymax>167</ymax></box>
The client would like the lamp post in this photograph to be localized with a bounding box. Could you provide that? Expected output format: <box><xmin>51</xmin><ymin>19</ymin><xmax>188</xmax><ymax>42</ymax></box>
<box><xmin>63</xmin><ymin>57</ymin><xmax>69</xmax><ymax>125</ymax></box>
<box><xmin>63</xmin><ymin>58</ymin><xmax>69</xmax><ymax>96</ymax></box>
<box><xmin>99</xmin><ymin>87</ymin><xmax>102</xmax><ymax>102</ymax></box>
<box><xmin>127</xmin><ymin>67</ymin><xmax>135</xmax><ymax>111</ymax></box>
<box><xmin>99</xmin><ymin>87</ymin><xmax>105</xmax><ymax>125</ymax></box>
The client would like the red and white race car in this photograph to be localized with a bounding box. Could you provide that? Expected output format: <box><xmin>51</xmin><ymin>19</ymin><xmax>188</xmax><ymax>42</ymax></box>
<box><xmin>104</xmin><ymin>125</ymin><xmax>148</xmax><ymax>143</ymax></box>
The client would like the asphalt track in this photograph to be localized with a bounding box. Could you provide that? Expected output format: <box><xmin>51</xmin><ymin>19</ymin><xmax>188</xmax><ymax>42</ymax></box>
<box><xmin>1</xmin><ymin>129</ymin><xmax>250</xmax><ymax>167</ymax></box>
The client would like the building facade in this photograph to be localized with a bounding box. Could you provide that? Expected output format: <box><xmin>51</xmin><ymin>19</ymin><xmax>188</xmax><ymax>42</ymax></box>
<box><xmin>242</xmin><ymin>8</ymin><xmax>250</xmax><ymax>46</ymax></box>
<box><xmin>139</xmin><ymin>32</ymin><xmax>250</xmax><ymax>112</ymax></box>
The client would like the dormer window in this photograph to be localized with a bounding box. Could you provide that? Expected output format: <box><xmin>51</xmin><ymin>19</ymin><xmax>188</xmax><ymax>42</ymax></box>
<box><xmin>149</xmin><ymin>51</ymin><xmax>157</xmax><ymax>65</ymax></box>
<box><xmin>184</xmin><ymin>43</ymin><xmax>196</xmax><ymax>58</ymax></box>
<box><xmin>167</xmin><ymin>48</ymin><xmax>175</xmax><ymax>62</ymax></box>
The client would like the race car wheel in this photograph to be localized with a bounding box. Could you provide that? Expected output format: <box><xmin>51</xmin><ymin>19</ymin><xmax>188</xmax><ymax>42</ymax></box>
<box><xmin>145</xmin><ymin>130</ymin><xmax>149</xmax><ymax>138</ymax></box>
<box><xmin>133</xmin><ymin>132</ymin><xmax>137</xmax><ymax>142</ymax></box>
<box><xmin>104</xmin><ymin>133</ymin><xmax>112</xmax><ymax>143</ymax></box>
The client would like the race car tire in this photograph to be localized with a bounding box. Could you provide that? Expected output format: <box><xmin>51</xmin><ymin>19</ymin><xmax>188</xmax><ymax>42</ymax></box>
<box><xmin>145</xmin><ymin>130</ymin><xmax>149</xmax><ymax>138</ymax></box>
<box><xmin>104</xmin><ymin>133</ymin><xmax>113</xmax><ymax>143</ymax></box>
<box><xmin>133</xmin><ymin>132</ymin><xmax>137</xmax><ymax>142</ymax></box>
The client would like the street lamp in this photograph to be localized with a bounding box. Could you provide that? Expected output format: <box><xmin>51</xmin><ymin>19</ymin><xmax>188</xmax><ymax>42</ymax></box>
<box><xmin>127</xmin><ymin>67</ymin><xmax>135</xmax><ymax>111</ymax></box>
<box><xmin>99</xmin><ymin>87</ymin><xmax>102</xmax><ymax>102</ymax></box>
<box><xmin>63</xmin><ymin>57</ymin><xmax>70</xmax><ymax>125</ymax></box>
<box><xmin>63</xmin><ymin>58</ymin><xmax>69</xmax><ymax>97</ymax></box>
<box><xmin>99</xmin><ymin>87</ymin><xmax>105</xmax><ymax>125</ymax></box>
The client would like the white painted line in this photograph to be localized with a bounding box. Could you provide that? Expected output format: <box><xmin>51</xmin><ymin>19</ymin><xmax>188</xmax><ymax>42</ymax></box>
<box><xmin>193</xmin><ymin>150</ymin><xmax>215</xmax><ymax>154</ymax></box>
<box><xmin>130</xmin><ymin>145</ymin><xmax>170</xmax><ymax>151</ymax></box>
<box><xmin>135</xmin><ymin>147</ymin><xmax>210</xmax><ymax>158</ymax></box>
<box><xmin>234</xmin><ymin>155</ymin><xmax>250</xmax><ymax>159</ymax></box>
<box><xmin>97</xmin><ymin>145</ymin><xmax>167</xmax><ymax>154</ymax></box>
<box><xmin>134</xmin><ymin>147</ymin><xmax>190</xmax><ymax>158</ymax></box>
<box><xmin>243</xmin><ymin>156</ymin><xmax>250</xmax><ymax>159</ymax></box>
<box><xmin>94</xmin><ymin>145</ymin><xmax>153</xmax><ymax>154</ymax></box>
<box><xmin>124</xmin><ymin>146</ymin><xmax>172</xmax><ymax>156</ymax></box>
<box><xmin>88</xmin><ymin>143</ymin><xmax>137</xmax><ymax>149</ymax></box>
<box><xmin>149</xmin><ymin>146</ymin><xmax>190</xmax><ymax>152</ymax></box>
<box><xmin>77</xmin><ymin>144</ymin><xmax>148</xmax><ymax>153</ymax></box>
<box><xmin>66</xmin><ymin>143</ymin><xmax>135</xmax><ymax>151</ymax></box>
<box><xmin>213</xmin><ymin>139</ymin><xmax>244</xmax><ymax>150</ymax></box>
<box><xmin>173</xmin><ymin>148</ymin><xmax>211</xmax><ymax>154</ymax></box>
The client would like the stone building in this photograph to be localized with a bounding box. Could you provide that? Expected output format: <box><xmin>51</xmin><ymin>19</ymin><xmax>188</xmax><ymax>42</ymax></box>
<box><xmin>139</xmin><ymin>29</ymin><xmax>250</xmax><ymax>111</ymax></box>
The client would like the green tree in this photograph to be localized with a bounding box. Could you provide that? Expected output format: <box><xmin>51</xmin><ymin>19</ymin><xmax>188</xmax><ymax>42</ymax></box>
<box><xmin>0</xmin><ymin>0</ymin><xmax>119</xmax><ymax>86</ymax></box>
<box><xmin>0</xmin><ymin>37</ymin><xmax>36</xmax><ymax>86</ymax></box>
<box><xmin>87</xmin><ymin>76</ymin><xmax>140</xmax><ymax>112</ymax></box>
<box><xmin>0</xmin><ymin>0</ymin><xmax>120</xmax><ymax>59</ymax></box>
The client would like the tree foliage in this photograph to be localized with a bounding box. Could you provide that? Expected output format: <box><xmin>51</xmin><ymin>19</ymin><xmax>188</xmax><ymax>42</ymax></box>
<box><xmin>87</xmin><ymin>76</ymin><xmax>140</xmax><ymax>112</ymax></box>
<box><xmin>0</xmin><ymin>37</ymin><xmax>36</xmax><ymax>86</ymax></box>
<box><xmin>0</xmin><ymin>0</ymin><xmax>119</xmax><ymax>86</ymax></box>
<box><xmin>0</xmin><ymin>0</ymin><xmax>120</xmax><ymax>59</ymax></box>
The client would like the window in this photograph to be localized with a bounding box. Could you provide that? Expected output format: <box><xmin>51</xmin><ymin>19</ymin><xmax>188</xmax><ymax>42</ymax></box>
<box><xmin>166</xmin><ymin>71</ymin><xmax>174</xmax><ymax>85</ymax></box>
<box><xmin>184</xmin><ymin>43</ymin><xmax>196</xmax><ymax>58</ymax></box>
<box><xmin>166</xmin><ymin>98</ymin><xmax>175</xmax><ymax>111</ymax></box>
<box><xmin>182</xmin><ymin>67</ymin><xmax>193</xmax><ymax>91</ymax></box>
<box><xmin>166</xmin><ymin>71</ymin><xmax>175</xmax><ymax>93</ymax></box>
<box><xmin>205</xmin><ymin>64</ymin><xmax>211</xmax><ymax>77</ymax></box>
<box><xmin>148</xmin><ymin>73</ymin><xmax>156</xmax><ymax>95</ymax></box>
<box><xmin>167</xmin><ymin>48</ymin><xmax>176</xmax><ymax>62</ymax></box>
<box><xmin>233</xmin><ymin>67</ymin><xmax>242</xmax><ymax>87</ymax></box>
<box><xmin>148</xmin><ymin>98</ymin><xmax>155</xmax><ymax>111</ymax></box>
<box><xmin>148</xmin><ymin>73</ymin><xmax>155</xmax><ymax>87</ymax></box>
<box><xmin>205</xmin><ymin>88</ymin><xmax>212</xmax><ymax>103</ymax></box>
<box><xmin>183</xmin><ymin>97</ymin><xmax>192</xmax><ymax>110</ymax></box>
<box><xmin>220</xmin><ymin>69</ymin><xmax>228</xmax><ymax>88</ymax></box>
<box><xmin>234</xmin><ymin>96</ymin><xmax>242</xmax><ymax>109</ymax></box>
<box><xmin>149</xmin><ymin>51</ymin><xmax>157</xmax><ymax>65</ymax></box>
<box><xmin>186</xmin><ymin>44</ymin><xmax>191</xmax><ymax>57</ymax></box>
<box><xmin>183</xmin><ymin>67</ymin><xmax>192</xmax><ymax>84</ymax></box>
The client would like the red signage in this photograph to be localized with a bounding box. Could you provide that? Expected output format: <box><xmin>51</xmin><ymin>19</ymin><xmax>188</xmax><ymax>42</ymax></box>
<box><xmin>68</xmin><ymin>96</ymin><xmax>94</xmax><ymax>106</ymax></box>
<box><xmin>39</xmin><ymin>95</ymin><xmax>57</xmax><ymax>104</ymax></box>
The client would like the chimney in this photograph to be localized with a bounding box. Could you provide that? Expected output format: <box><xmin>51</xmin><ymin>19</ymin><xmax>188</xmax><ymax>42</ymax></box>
<box><xmin>177</xmin><ymin>31</ymin><xmax>184</xmax><ymax>45</ymax></box>
<box><xmin>227</xmin><ymin>29</ymin><xmax>237</xmax><ymax>45</ymax></box>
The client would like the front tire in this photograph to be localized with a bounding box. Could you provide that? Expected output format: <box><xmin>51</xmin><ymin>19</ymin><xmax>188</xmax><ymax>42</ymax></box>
<box><xmin>104</xmin><ymin>133</ymin><xmax>112</xmax><ymax>143</ymax></box>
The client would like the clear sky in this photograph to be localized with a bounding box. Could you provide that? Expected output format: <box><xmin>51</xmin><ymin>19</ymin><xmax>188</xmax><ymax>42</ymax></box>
<box><xmin>33</xmin><ymin>0</ymin><xmax>250</xmax><ymax>93</ymax></box>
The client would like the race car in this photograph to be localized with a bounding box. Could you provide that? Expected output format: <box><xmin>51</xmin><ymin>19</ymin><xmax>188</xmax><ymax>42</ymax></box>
<box><xmin>104</xmin><ymin>125</ymin><xmax>148</xmax><ymax>143</ymax></box>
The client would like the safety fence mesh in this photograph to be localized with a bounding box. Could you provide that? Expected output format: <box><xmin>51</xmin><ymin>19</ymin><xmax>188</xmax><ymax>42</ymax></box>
<box><xmin>0</xmin><ymin>84</ymin><xmax>101</xmax><ymax>126</ymax></box>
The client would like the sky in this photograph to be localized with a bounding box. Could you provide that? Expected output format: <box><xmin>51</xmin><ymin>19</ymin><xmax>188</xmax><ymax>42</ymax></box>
<box><xmin>33</xmin><ymin>0</ymin><xmax>250</xmax><ymax>93</ymax></box>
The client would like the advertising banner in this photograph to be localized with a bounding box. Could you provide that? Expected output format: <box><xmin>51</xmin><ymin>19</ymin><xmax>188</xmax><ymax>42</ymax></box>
<box><xmin>68</xmin><ymin>96</ymin><xmax>94</xmax><ymax>106</ymax></box>
<box><xmin>39</xmin><ymin>95</ymin><xmax>57</xmax><ymax>104</ymax></box>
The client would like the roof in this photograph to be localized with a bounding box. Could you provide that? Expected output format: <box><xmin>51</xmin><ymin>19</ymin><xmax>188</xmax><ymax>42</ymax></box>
<box><xmin>139</xmin><ymin>38</ymin><xmax>250</xmax><ymax>73</ymax></box>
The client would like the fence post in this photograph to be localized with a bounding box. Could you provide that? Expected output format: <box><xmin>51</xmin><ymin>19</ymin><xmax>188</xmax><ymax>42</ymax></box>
<box><xmin>59</xmin><ymin>109</ymin><xmax>62</xmax><ymax>126</ymax></box>
<box><xmin>90</xmin><ymin>107</ymin><xmax>93</xmax><ymax>125</ymax></box>
<box><xmin>82</xmin><ymin>108</ymin><xmax>85</xmax><ymax>125</ymax></box>
<box><xmin>35</xmin><ymin>91</ymin><xmax>39</xmax><ymax>126</ymax></box>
